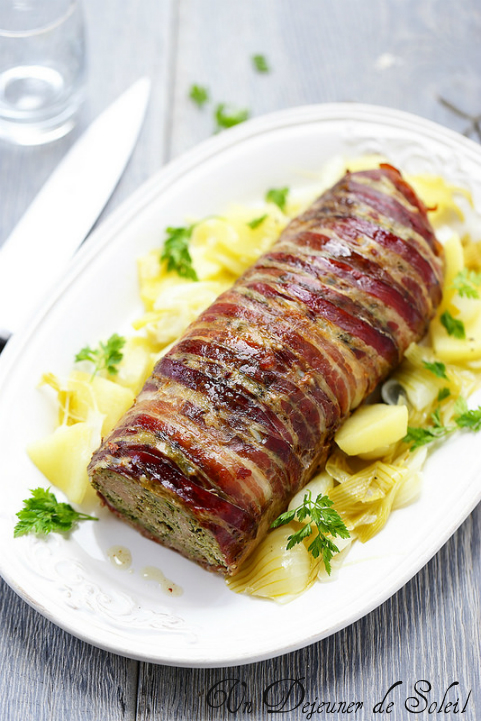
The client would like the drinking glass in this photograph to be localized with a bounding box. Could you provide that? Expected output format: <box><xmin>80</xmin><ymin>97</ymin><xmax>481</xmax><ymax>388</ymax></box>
<box><xmin>0</xmin><ymin>0</ymin><xmax>86</xmax><ymax>145</ymax></box>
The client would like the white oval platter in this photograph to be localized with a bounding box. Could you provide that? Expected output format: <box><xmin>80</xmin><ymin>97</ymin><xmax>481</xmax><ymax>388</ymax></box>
<box><xmin>1</xmin><ymin>103</ymin><xmax>481</xmax><ymax>668</ymax></box>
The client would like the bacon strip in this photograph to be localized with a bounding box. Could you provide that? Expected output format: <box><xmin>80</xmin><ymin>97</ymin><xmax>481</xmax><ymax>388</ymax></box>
<box><xmin>88</xmin><ymin>166</ymin><xmax>443</xmax><ymax>575</ymax></box>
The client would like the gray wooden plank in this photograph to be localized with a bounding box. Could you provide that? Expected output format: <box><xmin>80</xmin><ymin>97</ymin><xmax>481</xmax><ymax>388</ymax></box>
<box><xmin>81</xmin><ymin>0</ymin><xmax>177</xmax><ymax>223</ymax></box>
<box><xmin>136</xmin><ymin>506</ymin><xmax>481</xmax><ymax>720</ymax></box>
<box><xmin>169</xmin><ymin>0</ymin><xmax>481</xmax><ymax>158</ymax></box>
<box><xmin>0</xmin><ymin>579</ymin><xmax>139</xmax><ymax>721</ymax></box>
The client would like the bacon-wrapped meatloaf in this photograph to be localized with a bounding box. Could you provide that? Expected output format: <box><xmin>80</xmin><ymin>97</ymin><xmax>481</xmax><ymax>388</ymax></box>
<box><xmin>88</xmin><ymin>165</ymin><xmax>443</xmax><ymax>575</ymax></box>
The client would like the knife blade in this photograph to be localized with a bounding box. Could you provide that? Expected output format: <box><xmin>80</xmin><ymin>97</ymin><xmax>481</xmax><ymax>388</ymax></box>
<box><xmin>0</xmin><ymin>77</ymin><xmax>150</xmax><ymax>347</ymax></box>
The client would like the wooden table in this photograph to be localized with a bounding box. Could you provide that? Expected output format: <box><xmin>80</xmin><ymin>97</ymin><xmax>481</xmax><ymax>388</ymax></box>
<box><xmin>1</xmin><ymin>1</ymin><xmax>480</xmax><ymax>718</ymax></box>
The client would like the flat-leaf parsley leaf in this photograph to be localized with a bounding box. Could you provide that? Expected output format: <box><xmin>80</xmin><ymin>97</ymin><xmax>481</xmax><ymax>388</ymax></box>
<box><xmin>403</xmin><ymin>407</ymin><xmax>450</xmax><ymax>450</ymax></box>
<box><xmin>189</xmin><ymin>84</ymin><xmax>209</xmax><ymax>108</ymax></box>
<box><xmin>265</xmin><ymin>186</ymin><xmax>289</xmax><ymax>213</ymax></box>
<box><xmin>440</xmin><ymin>310</ymin><xmax>466</xmax><ymax>339</ymax></box>
<box><xmin>403</xmin><ymin>398</ymin><xmax>481</xmax><ymax>450</ymax></box>
<box><xmin>160</xmin><ymin>225</ymin><xmax>198</xmax><ymax>281</ymax></box>
<box><xmin>437</xmin><ymin>387</ymin><xmax>451</xmax><ymax>402</ymax></box>
<box><xmin>454</xmin><ymin>406</ymin><xmax>481</xmax><ymax>432</ymax></box>
<box><xmin>252</xmin><ymin>54</ymin><xmax>270</xmax><ymax>73</ymax></box>
<box><xmin>422</xmin><ymin>360</ymin><xmax>448</xmax><ymax>379</ymax></box>
<box><xmin>14</xmin><ymin>488</ymin><xmax>97</xmax><ymax>538</ymax></box>
<box><xmin>75</xmin><ymin>333</ymin><xmax>126</xmax><ymax>376</ymax></box>
<box><xmin>214</xmin><ymin>104</ymin><xmax>250</xmax><ymax>131</ymax></box>
<box><xmin>271</xmin><ymin>490</ymin><xmax>350</xmax><ymax>574</ymax></box>
<box><xmin>247</xmin><ymin>214</ymin><xmax>268</xmax><ymax>229</ymax></box>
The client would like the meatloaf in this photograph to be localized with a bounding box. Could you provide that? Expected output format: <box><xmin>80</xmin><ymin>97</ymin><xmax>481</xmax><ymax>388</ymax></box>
<box><xmin>88</xmin><ymin>165</ymin><xmax>443</xmax><ymax>575</ymax></box>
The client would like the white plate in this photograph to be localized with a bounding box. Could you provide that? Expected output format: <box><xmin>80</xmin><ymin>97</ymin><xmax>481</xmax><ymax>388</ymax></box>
<box><xmin>1</xmin><ymin>103</ymin><xmax>481</xmax><ymax>668</ymax></box>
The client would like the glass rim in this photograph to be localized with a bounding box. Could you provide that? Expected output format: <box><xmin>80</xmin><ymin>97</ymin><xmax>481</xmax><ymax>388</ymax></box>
<box><xmin>0</xmin><ymin>1</ymin><xmax>80</xmax><ymax>38</ymax></box>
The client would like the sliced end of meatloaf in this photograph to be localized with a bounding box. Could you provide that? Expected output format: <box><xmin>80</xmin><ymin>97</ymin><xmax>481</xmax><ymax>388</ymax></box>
<box><xmin>91</xmin><ymin>467</ymin><xmax>232</xmax><ymax>573</ymax></box>
<box><xmin>88</xmin><ymin>435</ymin><xmax>271</xmax><ymax>575</ymax></box>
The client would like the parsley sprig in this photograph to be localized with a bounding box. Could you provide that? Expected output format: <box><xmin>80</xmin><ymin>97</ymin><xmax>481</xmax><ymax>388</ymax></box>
<box><xmin>453</xmin><ymin>397</ymin><xmax>481</xmax><ymax>431</ymax></box>
<box><xmin>271</xmin><ymin>491</ymin><xmax>350</xmax><ymax>574</ymax></box>
<box><xmin>265</xmin><ymin>186</ymin><xmax>289</xmax><ymax>213</ymax></box>
<box><xmin>403</xmin><ymin>398</ymin><xmax>481</xmax><ymax>450</ymax></box>
<box><xmin>452</xmin><ymin>269</ymin><xmax>481</xmax><ymax>299</ymax></box>
<box><xmin>403</xmin><ymin>407</ymin><xmax>448</xmax><ymax>450</ymax></box>
<box><xmin>160</xmin><ymin>225</ymin><xmax>198</xmax><ymax>281</ymax></box>
<box><xmin>75</xmin><ymin>333</ymin><xmax>126</xmax><ymax>376</ymax></box>
<box><xmin>14</xmin><ymin>488</ymin><xmax>97</xmax><ymax>538</ymax></box>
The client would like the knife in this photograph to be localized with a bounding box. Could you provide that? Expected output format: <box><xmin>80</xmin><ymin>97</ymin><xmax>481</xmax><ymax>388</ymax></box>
<box><xmin>0</xmin><ymin>77</ymin><xmax>151</xmax><ymax>350</ymax></box>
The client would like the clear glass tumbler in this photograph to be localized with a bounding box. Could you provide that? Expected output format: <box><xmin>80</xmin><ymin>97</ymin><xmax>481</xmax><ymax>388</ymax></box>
<box><xmin>0</xmin><ymin>0</ymin><xmax>86</xmax><ymax>145</ymax></box>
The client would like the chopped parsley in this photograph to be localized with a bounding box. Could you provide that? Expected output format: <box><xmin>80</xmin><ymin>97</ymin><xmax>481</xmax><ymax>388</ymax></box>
<box><xmin>440</xmin><ymin>310</ymin><xmax>466</xmax><ymax>339</ymax></box>
<box><xmin>437</xmin><ymin>387</ymin><xmax>451</xmax><ymax>402</ymax></box>
<box><xmin>189</xmin><ymin>84</ymin><xmax>209</xmax><ymax>108</ymax></box>
<box><xmin>214</xmin><ymin>103</ymin><xmax>250</xmax><ymax>131</ymax></box>
<box><xmin>422</xmin><ymin>360</ymin><xmax>448</xmax><ymax>379</ymax></box>
<box><xmin>252</xmin><ymin>54</ymin><xmax>270</xmax><ymax>73</ymax></box>
<box><xmin>160</xmin><ymin>225</ymin><xmax>198</xmax><ymax>281</ymax></box>
<box><xmin>247</xmin><ymin>214</ymin><xmax>268</xmax><ymax>229</ymax></box>
<box><xmin>265</xmin><ymin>186</ymin><xmax>289</xmax><ymax>213</ymax></box>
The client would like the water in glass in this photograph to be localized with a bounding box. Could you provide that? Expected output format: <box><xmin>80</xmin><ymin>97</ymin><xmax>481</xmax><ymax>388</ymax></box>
<box><xmin>0</xmin><ymin>0</ymin><xmax>86</xmax><ymax>145</ymax></box>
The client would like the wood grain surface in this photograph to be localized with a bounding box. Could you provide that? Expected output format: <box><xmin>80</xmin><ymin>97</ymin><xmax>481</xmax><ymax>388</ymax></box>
<box><xmin>1</xmin><ymin>1</ymin><xmax>481</xmax><ymax>719</ymax></box>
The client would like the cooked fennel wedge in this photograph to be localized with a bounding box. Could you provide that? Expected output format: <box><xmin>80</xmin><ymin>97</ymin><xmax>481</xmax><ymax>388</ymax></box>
<box><xmin>226</xmin><ymin>525</ymin><xmax>317</xmax><ymax>604</ymax></box>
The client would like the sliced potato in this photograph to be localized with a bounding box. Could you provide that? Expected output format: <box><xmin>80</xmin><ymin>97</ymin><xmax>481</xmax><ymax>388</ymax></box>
<box><xmin>439</xmin><ymin>233</ymin><xmax>464</xmax><ymax>312</ymax></box>
<box><xmin>111</xmin><ymin>336</ymin><xmax>155</xmax><ymax>395</ymax></box>
<box><xmin>430</xmin><ymin>310</ymin><xmax>481</xmax><ymax>362</ymax></box>
<box><xmin>450</xmin><ymin>294</ymin><xmax>481</xmax><ymax>325</ymax></box>
<box><xmin>136</xmin><ymin>250</ymin><xmax>166</xmax><ymax>311</ymax></box>
<box><xmin>190</xmin><ymin>212</ymin><xmax>285</xmax><ymax>278</ymax></box>
<box><xmin>27</xmin><ymin>422</ymin><xmax>97</xmax><ymax>504</ymax></box>
<box><xmin>190</xmin><ymin>219</ymin><xmax>238</xmax><ymax>279</ymax></box>
<box><xmin>335</xmin><ymin>404</ymin><xmax>408</xmax><ymax>456</ymax></box>
<box><xmin>358</xmin><ymin>442</ymin><xmax>399</xmax><ymax>461</ymax></box>
<box><xmin>462</xmin><ymin>237</ymin><xmax>481</xmax><ymax>271</ymax></box>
